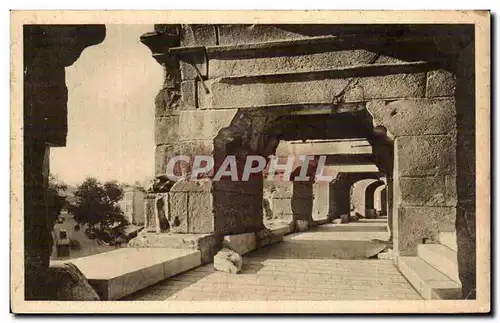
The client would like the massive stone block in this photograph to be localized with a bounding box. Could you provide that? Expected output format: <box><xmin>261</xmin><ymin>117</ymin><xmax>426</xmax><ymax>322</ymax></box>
<box><xmin>180</xmin><ymin>24</ymin><xmax>217</xmax><ymax>47</ymax></box>
<box><xmin>169</xmin><ymin>192</ymin><xmax>188</xmax><ymax>233</ymax></box>
<box><xmin>396</xmin><ymin>135</ymin><xmax>456</xmax><ymax>176</ymax></box>
<box><xmin>367</xmin><ymin>98</ymin><xmax>456</xmax><ymax>137</ymax></box>
<box><xmin>396</xmin><ymin>206</ymin><xmax>456</xmax><ymax>255</ymax></box>
<box><xmin>188</xmin><ymin>192</ymin><xmax>215</xmax><ymax>233</ymax></box>
<box><xmin>217</xmin><ymin>24</ymin><xmax>305</xmax><ymax>45</ymax></box>
<box><xmin>398</xmin><ymin>176</ymin><xmax>457</xmax><ymax>207</ymax></box>
<box><xmin>208</xmin><ymin>50</ymin><xmax>379</xmax><ymax>78</ymax></box>
<box><xmin>198</xmin><ymin>73</ymin><xmax>426</xmax><ymax>109</ymax></box>
<box><xmin>155</xmin><ymin>116</ymin><xmax>179</xmax><ymax>145</ymax></box>
<box><xmin>426</xmin><ymin>69</ymin><xmax>456</xmax><ymax>97</ymax></box>
<box><xmin>178</xmin><ymin>109</ymin><xmax>238</xmax><ymax>141</ymax></box>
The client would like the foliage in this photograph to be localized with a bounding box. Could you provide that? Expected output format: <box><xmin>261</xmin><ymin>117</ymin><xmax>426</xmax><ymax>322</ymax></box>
<box><xmin>67</xmin><ymin>178</ymin><xmax>128</xmax><ymax>235</ymax></box>
<box><xmin>47</xmin><ymin>174</ymin><xmax>68</xmax><ymax>226</ymax></box>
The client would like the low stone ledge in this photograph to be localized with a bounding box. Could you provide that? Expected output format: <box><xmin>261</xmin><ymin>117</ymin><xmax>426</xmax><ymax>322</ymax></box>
<box><xmin>222</xmin><ymin>232</ymin><xmax>256</xmax><ymax>255</ymax></box>
<box><xmin>128</xmin><ymin>232</ymin><xmax>218</xmax><ymax>264</ymax></box>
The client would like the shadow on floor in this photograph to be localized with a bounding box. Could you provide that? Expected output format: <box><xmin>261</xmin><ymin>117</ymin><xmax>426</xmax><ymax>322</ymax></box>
<box><xmin>247</xmin><ymin>239</ymin><xmax>387</xmax><ymax>261</ymax></box>
<box><xmin>121</xmin><ymin>266</ymin><xmax>215</xmax><ymax>301</ymax></box>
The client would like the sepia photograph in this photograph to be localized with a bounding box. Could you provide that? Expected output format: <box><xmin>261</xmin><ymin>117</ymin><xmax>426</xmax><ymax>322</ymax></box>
<box><xmin>10</xmin><ymin>10</ymin><xmax>490</xmax><ymax>313</ymax></box>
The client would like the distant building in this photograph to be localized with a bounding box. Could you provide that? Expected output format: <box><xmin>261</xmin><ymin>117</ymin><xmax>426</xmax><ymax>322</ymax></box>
<box><xmin>118</xmin><ymin>188</ymin><xmax>146</xmax><ymax>225</ymax></box>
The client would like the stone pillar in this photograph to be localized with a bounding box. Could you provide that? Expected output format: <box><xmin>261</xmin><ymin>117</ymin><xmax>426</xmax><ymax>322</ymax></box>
<box><xmin>455</xmin><ymin>41</ymin><xmax>476</xmax><ymax>299</ymax></box>
<box><xmin>367</xmin><ymin>85</ymin><xmax>458</xmax><ymax>257</ymax></box>
<box><xmin>312</xmin><ymin>182</ymin><xmax>330</xmax><ymax>222</ymax></box>
<box><xmin>23</xmin><ymin>25</ymin><xmax>105</xmax><ymax>299</ymax></box>
<box><xmin>142</xmin><ymin>28</ymin><xmax>276</xmax><ymax>237</ymax></box>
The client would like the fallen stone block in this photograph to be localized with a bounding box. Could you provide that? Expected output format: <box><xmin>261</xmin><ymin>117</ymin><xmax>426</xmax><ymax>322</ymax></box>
<box><xmin>366</xmin><ymin>209</ymin><xmax>377</xmax><ymax>219</ymax></box>
<box><xmin>377</xmin><ymin>249</ymin><xmax>394</xmax><ymax>260</ymax></box>
<box><xmin>332</xmin><ymin>218</ymin><xmax>342</xmax><ymax>224</ymax></box>
<box><xmin>47</xmin><ymin>262</ymin><xmax>100</xmax><ymax>301</ymax></box>
<box><xmin>222</xmin><ymin>232</ymin><xmax>256</xmax><ymax>255</ymax></box>
<box><xmin>214</xmin><ymin>248</ymin><xmax>243</xmax><ymax>274</ymax></box>
<box><xmin>349</xmin><ymin>214</ymin><xmax>360</xmax><ymax>222</ymax></box>
<box><xmin>296</xmin><ymin>220</ymin><xmax>309</xmax><ymax>232</ymax></box>
<box><xmin>256</xmin><ymin>228</ymin><xmax>285</xmax><ymax>248</ymax></box>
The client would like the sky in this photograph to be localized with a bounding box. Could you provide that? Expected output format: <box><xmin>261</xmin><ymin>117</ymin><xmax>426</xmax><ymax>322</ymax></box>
<box><xmin>50</xmin><ymin>25</ymin><xmax>163</xmax><ymax>186</ymax></box>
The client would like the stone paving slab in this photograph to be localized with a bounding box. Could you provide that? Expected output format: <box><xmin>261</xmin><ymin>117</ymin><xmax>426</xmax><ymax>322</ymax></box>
<box><xmin>67</xmin><ymin>248</ymin><xmax>201</xmax><ymax>300</ymax></box>
<box><xmin>125</xmin><ymin>223</ymin><xmax>420</xmax><ymax>301</ymax></box>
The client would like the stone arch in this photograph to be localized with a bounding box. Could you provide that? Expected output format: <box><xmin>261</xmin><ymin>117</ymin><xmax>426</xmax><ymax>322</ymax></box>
<box><xmin>141</xmin><ymin>24</ymin><xmax>474</xmax><ymax>298</ymax></box>
<box><xmin>351</xmin><ymin>178</ymin><xmax>379</xmax><ymax>218</ymax></box>
<box><xmin>374</xmin><ymin>185</ymin><xmax>387</xmax><ymax>215</ymax></box>
<box><xmin>330</xmin><ymin>172</ymin><xmax>383</xmax><ymax>220</ymax></box>
<box><xmin>365</xmin><ymin>179</ymin><xmax>385</xmax><ymax>214</ymax></box>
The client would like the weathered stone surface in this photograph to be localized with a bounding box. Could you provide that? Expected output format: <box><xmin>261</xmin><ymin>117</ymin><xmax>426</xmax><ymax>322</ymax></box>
<box><xmin>155</xmin><ymin>116</ymin><xmax>179</xmax><ymax>145</ymax></box>
<box><xmin>272</xmin><ymin>197</ymin><xmax>313</xmax><ymax>218</ymax></box>
<box><xmin>296</xmin><ymin>220</ymin><xmax>309</xmax><ymax>232</ymax></box>
<box><xmin>171</xmin><ymin>178</ymin><xmax>213</xmax><ymax>193</ymax></box>
<box><xmin>144</xmin><ymin>195</ymin><xmax>160</xmax><ymax>233</ymax></box>
<box><xmin>169</xmin><ymin>192</ymin><xmax>188</xmax><ymax>233</ymax></box>
<box><xmin>396</xmin><ymin>135</ymin><xmax>456</xmax><ymax>176</ymax></box>
<box><xmin>214</xmin><ymin>248</ymin><xmax>243</xmax><ymax>274</ymax></box>
<box><xmin>179</xmin><ymin>51</ymin><xmax>207</xmax><ymax>80</ymax></box>
<box><xmin>349</xmin><ymin>214</ymin><xmax>360</xmax><ymax>222</ymax></box>
<box><xmin>397</xmin><ymin>206</ymin><xmax>456</xmax><ymax>255</ymax></box>
<box><xmin>256</xmin><ymin>227</ymin><xmax>285</xmax><ymax>248</ymax></box>
<box><xmin>366</xmin><ymin>98</ymin><xmax>455</xmax><ymax>136</ymax></box>
<box><xmin>155</xmin><ymin>88</ymin><xmax>181</xmax><ymax>117</ymax></box>
<box><xmin>426</xmin><ymin>70</ymin><xmax>456</xmax><ymax>97</ymax></box>
<box><xmin>178</xmin><ymin>109</ymin><xmax>238</xmax><ymax>141</ymax></box>
<box><xmin>332</xmin><ymin>218</ymin><xmax>342</xmax><ymax>224</ymax></box>
<box><xmin>128</xmin><ymin>232</ymin><xmax>218</xmax><ymax>264</ymax></box>
<box><xmin>47</xmin><ymin>262</ymin><xmax>100</xmax><ymax>300</ymax></box>
<box><xmin>180</xmin><ymin>24</ymin><xmax>217</xmax><ymax>46</ymax></box>
<box><xmin>365</xmin><ymin>209</ymin><xmax>377</xmax><ymax>219</ymax></box>
<box><xmin>180</xmin><ymin>80</ymin><xmax>197</xmax><ymax>110</ymax></box>
<box><xmin>217</xmin><ymin>24</ymin><xmax>305</xmax><ymax>45</ymax></box>
<box><xmin>209</xmin><ymin>50</ymin><xmax>379</xmax><ymax>78</ymax></box>
<box><xmin>223</xmin><ymin>232</ymin><xmax>257</xmax><ymax>255</ymax></box>
<box><xmin>344</xmin><ymin>73</ymin><xmax>426</xmax><ymax>102</ymax></box>
<box><xmin>340</xmin><ymin>214</ymin><xmax>350</xmax><ymax>223</ymax></box>
<box><xmin>214</xmin><ymin>191</ymin><xmax>264</xmax><ymax>235</ymax></box>
<box><xmin>188</xmin><ymin>192</ymin><xmax>214</xmax><ymax>233</ymax></box>
<box><xmin>155</xmin><ymin>145</ymin><xmax>176</xmax><ymax>175</ymax></box>
<box><xmin>199</xmin><ymin>73</ymin><xmax>426</xmax><ymax>109</ymax></box>
<box><xmin>398</xmin><ymin>176</ymin><xmax>457</xmax><ymax>207</ymax></box>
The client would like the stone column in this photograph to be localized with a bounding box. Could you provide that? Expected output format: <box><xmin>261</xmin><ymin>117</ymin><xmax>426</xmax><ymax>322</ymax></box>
<box><xmin>455</xmin><ymin>41</ymin><xmax>476</xmax><ymax>299</ymax></box>
<box><xmin>24</xmin><ymin>25</ymin><xmax>105</xmax><ymax>299</ymax></box>
<box><xmin>368</xmin><ymin>82</ymin><xmax>458</xmax><ymax>257</ymax></box>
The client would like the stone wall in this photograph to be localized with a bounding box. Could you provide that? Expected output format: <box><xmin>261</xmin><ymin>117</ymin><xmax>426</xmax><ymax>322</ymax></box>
<box><xmin>142</xmin><ymin>25</ymin><xmax>474</xmax><ymax>296</ymax></box>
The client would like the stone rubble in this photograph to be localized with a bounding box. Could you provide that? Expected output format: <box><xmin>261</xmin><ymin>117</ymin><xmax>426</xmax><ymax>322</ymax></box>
<box><xmin>213</xmin><ymin>248</ymin><xmax>243</xmax><ymax>274</ymax></box>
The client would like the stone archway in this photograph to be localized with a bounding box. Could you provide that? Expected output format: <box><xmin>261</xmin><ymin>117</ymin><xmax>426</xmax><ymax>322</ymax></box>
<box><xmin>140</xmin><ymin>24</ymin><xmax>475</xmax><ymax>298</ymax></box>
<box><xmin>373</xmin><ymin>185</ymin><xmax>387</xmax><ymax>216</ymax></box>
<box><xmin>365</xmin><ymin>179</ymin><xmax>386</xmax><ymax>217</ymax></box>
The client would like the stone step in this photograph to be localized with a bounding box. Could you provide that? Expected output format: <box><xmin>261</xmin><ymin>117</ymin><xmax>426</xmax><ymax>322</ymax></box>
<box><xmin>417</xmin><ymin>244</ymin><xmax>460</xmax><ymax>284</ymax></box>
<box><xmin>438</xmin><ymin>231</ymin><xmax>457</xmax><ymax>252</ymax></box>
<box><xmin>397</xmin><ymin>256</ymin><xmax>462</xmax><ymax>300</ymax></box>
<box><xmin>65</xmin><ymin>248</ymin><xmax>201</xmax><ymax>300</ymax></box>
<box><xmin>325</xmin><ymin>222</ymin><xmax>387</xmax><ymax>232</ymax></box>
<box><xmin>358</xmin><ymin>218</ymin><xmax>387</xmax><ymax>224</ymax></box>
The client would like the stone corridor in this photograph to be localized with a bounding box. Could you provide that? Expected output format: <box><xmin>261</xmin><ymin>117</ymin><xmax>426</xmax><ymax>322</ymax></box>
<box><xmin>126</xmin><ymin>219</ymin><xmax>422</xmax><ymax>301</ymax></box>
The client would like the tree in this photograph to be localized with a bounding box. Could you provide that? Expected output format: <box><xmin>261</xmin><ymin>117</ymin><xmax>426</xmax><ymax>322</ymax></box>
<box><xmin>46</xmin><ymin>174</ymin><xmax>68</xmax><ymax>226</ymax></box>
<box><xmin>67</xmin><ymin>178</ymin><xmax>127</xmax><ymax>238</ymax></box>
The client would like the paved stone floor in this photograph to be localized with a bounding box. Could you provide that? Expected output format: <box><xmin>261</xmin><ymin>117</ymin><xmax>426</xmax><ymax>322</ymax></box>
<box><xmin>125</xmin><ymin>220</ymin><xmax>422</xmax><ymax>301</ymax></box>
